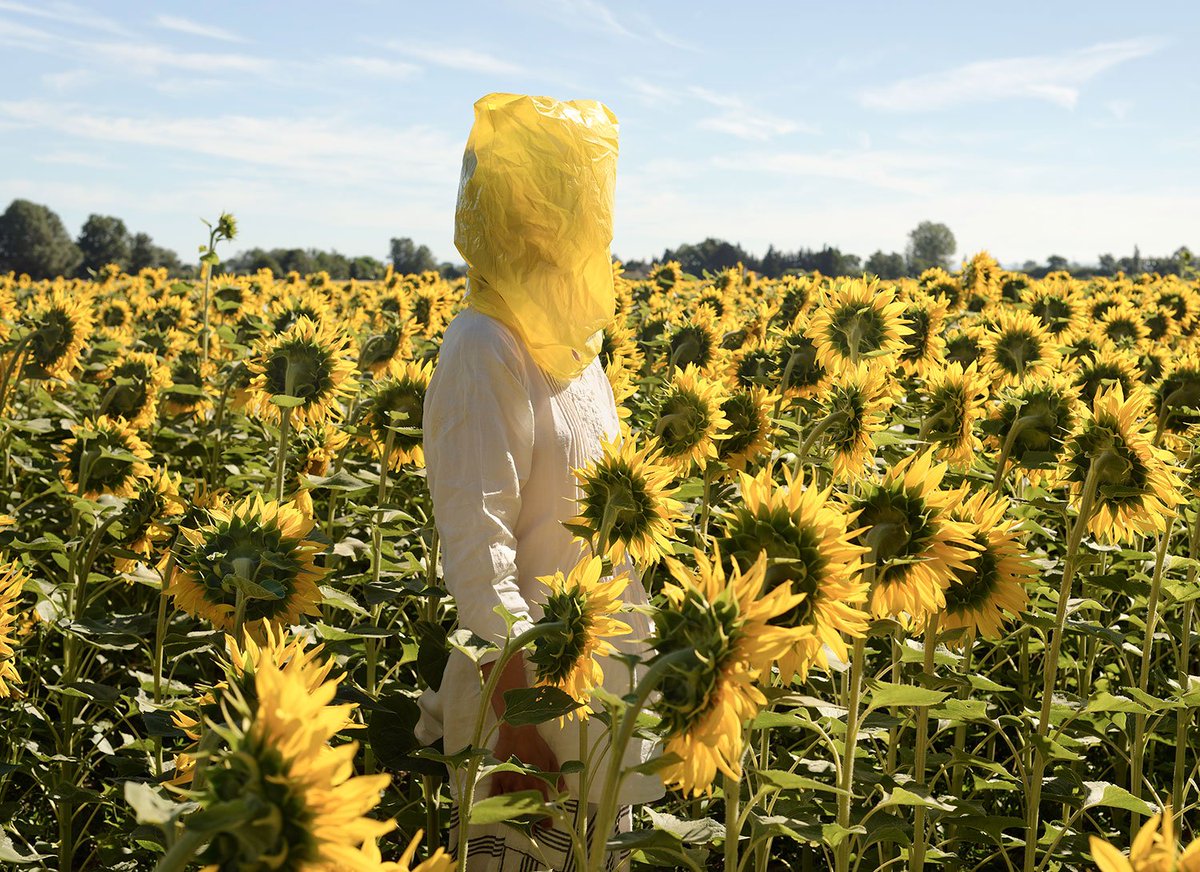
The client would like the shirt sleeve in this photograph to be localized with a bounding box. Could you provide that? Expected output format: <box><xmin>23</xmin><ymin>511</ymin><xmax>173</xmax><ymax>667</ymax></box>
<box><xmin>423</xmin><ymin>314</ymin><xmax>536</xmax><ymax>656</ymax></box>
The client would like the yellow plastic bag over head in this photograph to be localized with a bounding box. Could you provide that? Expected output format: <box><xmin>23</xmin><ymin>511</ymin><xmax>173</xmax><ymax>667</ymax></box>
<box><xmin>455</xmin><ymin>92</ymin><xmax>619</xmax><ymax>380</ymax></box>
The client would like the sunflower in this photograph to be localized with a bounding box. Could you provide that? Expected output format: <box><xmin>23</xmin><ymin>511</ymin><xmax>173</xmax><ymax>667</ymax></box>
<box><xmin>960</xmin><ymin>251</ymin><xmax>1001</xmax><ymax>312</ymax></box>
<box><xmin>845</xmin><ymin>452</ymin><xmax>979</xmax><ymax>627</ymax></box>
<box><xmin>1073</xmin><ymin>346</ymin><xmax>1142</xmax><ymax>406</ymax></box>
<box><xmin>97</xmin><ymin>350</ymin><xmax>171</xmax><ymax>430</ymax></box>
<box><xmin>730</xmin><ymin>338</ymin><xmax>779</xmax><ymax>391</ymax></box>
<box><xmin>0</xmin><ymin>560</ymin><xmax>26</xmax><ymax>698</ymax></box>
<box><xmin>719</xmin><ymin>465</ymin><xmax>869</xmax><ymax>681</ymax></box>
<box><xmin>190</xmin><ymin>642</ymin><xmax>394</xmax><ymax>871</ymax></box>
<box><xmin>981</xmin><ymin>309</ymin><xmax>1058</xmax><ymax>388</ymax></box>
<box><xmin>161</xmin><ymin>348</ymin><xmax>218</xmax><ymax>418</ymax></box>
<box><xmin>173</xmin><ymin>494</ymin><xmax>327</xmax><ymax>636</ymax></box>
<box><xmin>408</xmin><ymin>283</ymin><xmax>452</xmax><ymax>340</ymax></box>
<box><xmin>247</xmin><ymin>316</ymin><xmax>357</xmax><ymax>429</ymax></box>
<box><xmin>942</xmin><ymin>325</ymin><xmax>988</xmax><ymax>370</ymax></box>
<box><xmin>772</xmin><ymin>322</ymin><xmax>830</xmax><ymax>399</ymax></box>
<box><xmin>1059</xmin><ymin>384</ymin><xmax>1185</xmax><ymax>544</ymax></box>
<box><xmin>999</xmin><ymin>271</ymin><xmax>1031</xmax><ymax>303</ymax></box>
<box><xmin>288</xmin><ymin>424</ymin><xmax>350</xmax><ymax>515</ymax></box>
<box><xmin>95</xmin><ymin>297</ymin><xmax>135</xmax><ymax>340</ymax></box>
<box><xmin>650</xmin><ymin>260</ymin><xmax>683</xmax><ymax>291</ymax></box>
<box><xmin>58</xmin><ymin>415</ymin><xmax>153</xmax><ymax>499</ymax></box>
<box><xmin>109</xmin><ymin>468</ymin><xmax>185</xmax><ymax>572</ymax></box>
<box><xmin>567</xmin><ymin>437</ymin><xmax>684</xmax><ymax>566</ymax></box>
<box><xmin>1090</xmin><ymin>805</ymin><xmax>1200</xmax><ymax>872</ymax></box>
<box><xmin>528</xmin><ymin>554</ymin><xmax>631</xmax><ymax>718</ymax></box>
<box><xmin>1154</xmin><ymin>352</ymin><xmax>1200</xmax><ymax>447</ymax></box>
<box><xmin>1150</xmin><ymin>282</ymin><xmax>1200</xmax><ymax>334</ymax></box>
<box><xmin>648</xmin><ymin>363</ymin><xmax>729</xmax><ymax>475</ymax></box>
<box><xmin>896</xmin><ymin>293</ymin><xmax>948</xmax><ymax>378</ymax></box>
<box><xmin>267</xmin><ymin>288</ymin><xmax>332</xmax><ymax>335</ymax></box>
<box><xmin>1024</xmin><ymin>281</ymin><xmax>1087</xmax><ymax>341</ymax></box>
<box><xmin>1097</xmin><ymin>301</ymin><xmax>1151</xmax><ymax>348</ymax></box>
<box><xmin>917</xmin><ymin>267</ymin><xmax>963</xmax><ymax>311</ymax></box>
<box><xmin>772</xmin><ymin>275</ymin><xmax>817</xmax><ymax>326</ymax></box>
<box><xmin>18</xmin><ymin>288</ymin><xmax>94</xmax><ymax>382</ymax></box>
<box><xmin>939</xmin><ymin>489</ymin><xmax>1035</xmax><ymax>643</ymax></box>
<box><xmin>357</xmin><ymin>320</ymin><xmax>416</xmax><ymax>379</ymax></box>
<box><xmin>715</xmin><ymin>385</ymin><xmax>776</xmax><ymax>473</ymax></box>
<box><xmin>819</xmin><ymin>362</ymin><xmax>896</xmax><ymax>480</ymax></box>
<box><xmin>663</xmin><ymin>310</ymin><xmax>723</xmax><ymax>375</ymax></box>
<box><xmin>807</xmin><ymin>278</ymin><xmax>911</xmax><ymax>369</ymax></box>
<box><xmin>919</xmin><ymin>362</ymin><xmax>989</xmax><ymax>467</ymax></box>
<box><xmin>984</xmin><ymin>373</ymin><xmax>1080</xmax><ymax>479</ymax></box>
<box><xmin>361</xmin><ymin>360</ymin><xmax>433</xmax><ymax>470</ymax></box>
<box><xmin>651</xmin><ymin>547</ymin><xmax>807</xmax><ymax>796</ymax></box>
<box><xmin>1141</xmin><ymin>305</ymin><xmax>1180</xmax><ymax>345</ymax></box>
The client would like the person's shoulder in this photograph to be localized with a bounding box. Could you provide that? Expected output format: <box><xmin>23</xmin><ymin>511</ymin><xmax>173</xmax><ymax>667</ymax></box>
<box><xmin>440</xmin><ymin>309</ymin><xmax>528</xmax><ymax>372</ymax></box>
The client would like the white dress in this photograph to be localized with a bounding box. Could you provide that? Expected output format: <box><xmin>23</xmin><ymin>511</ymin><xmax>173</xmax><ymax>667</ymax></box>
<box><xmin>416</xmin><ymin>307</ymin><xmax>664</xmax><ymax>809</ymax></box>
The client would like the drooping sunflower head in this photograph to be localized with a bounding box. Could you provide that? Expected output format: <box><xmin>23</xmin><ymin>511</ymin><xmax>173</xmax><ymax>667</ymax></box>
<box><xmin>1024</xmin><ymin>280</ymin><xmax>1086</xmax><ymax>341</ymax></box>
<box><xmin>19</xmin><ymin>289</ymin><xmax>95</xmax><ymax>382</ymax></box>
<box><xmin>648</xmin><ymin>363</ymin><xmax>729</xmax><ymax>475</ymax></box>
<box><xmin>731</xmin><ymin>339</ymin><xmax>780</xmax><ymax>390</ymax></box>
<box><xmin>846</xmin><ymin>451</ymin><xmax>979</xmax><ymax>627</ymax></box>
<box><xmin>772</xmin><ymin>276</ymin><xmax>816</xmax><ymax>326</ymax></box>
<box><xmin>662</xmin><ymin>310</ymin><xmax>723</xmax><ymax>375</ymax></box>
<box><xmin>1059</xmin><ymin>384</ymin><xmax>1185</xmax><ymax>544</ymax></box>
<box><xmin>98</xmin><ymin>350</ymin><xmax>171</xmax><ymax>431</ymax></box>
<box><xmin>267</xmin><ymin>288</ymin><xmax>331</xmax><ymax>335</ymax></box>
<box><xmin>651</xmin><ymin>546</ymin><xmax>805</xmax><ymax>795</ymax></box>
<box><xmin>247</xmin><ymin>316</ymin><xmax>357</xmax><ymax>429</ymax></box>
<box><xmin>109</xmin><ymin>467</ymin><xmax>185</xmax><ymax>572</ymax></box>
<box><xmin>161</xmin><ymin>348</ymin><xmax>218</xmax><ymax>418</ymax></box>
<box><xmin>940</xmin><ymin>489</ymin><xmax>1035</xmax><ymax>645</ymax></box>
<box><xmin>361</xmin><ymin>360</ymin><xmax>433</xmax><ymax>470</ymax></box>
<box><xmin>981</xmin><ymin>309</ymin><xmax>1058</xmax><ymax>388</ymax></box>
<box><xmin>1151</xmin><ymin>282</ymin><xmax>1200</xmax><ymax>333</ymax></box>
<box><xmin>999</xmin><ymin>271</ymin><xmax>1031</xmax><ymax>303</ymax></box>
<box><xmin>1072</xmin><ymin>346</ymin><xmax>1142</xmax><ymax>407</ymax></box>
<box><xmin>820</xmin><ymin>362</ymin><xmax>896</xmax><ymax>480</ymax></box>
<box><xmin>0</xmin><ymin>559</ymin><xmax>27</xmax><ymax>699</ymax></box>
<box><xmin>943</xmin><ymin>325</ymin><xmax>988</xmax><ymax>370</ymax></box>
<box><xmin>650</xmin><ymin>260</ymin><xmax>683</xmax><ymax>291</ymax></box>
<box><xmin>357</xmin><ymin>320</ymin><xmax>416</xmax><ymax>379</ymax></box>
<box><xmin>528</xmin><ymin>554</ymin><xmax>632</xmax><ymax>718</ymax></box>
<box><xmin>983</xmin><ymin>373</ymin><xmax>1079</xmax><ymax>475</ymax></box>
<box><xmin>715</xmin><ymin>385</ymin><xmax>776</xmax><ymax>473</ymax></box>
<box><xmin>919</xmin><ymin>362</ymin><xmax>990</xmax><ymax>467</ymax></box>
<box><xmin>95</xmin><ymin>298</ymin><xmax>134</xmax><ymax>339</ymax></box>
<box><xmin>568</xmin><ymin>437</ymin><xmax>684</xmax><ymax>567</ymax></box>
<box><xmin>718</xmin><ymin>464</ymin><xmax>869</xmax><ymax>680</ymax></box>
<box><xmin>917</xmin><ymin>267</ymin><xmax>963</xmax><ymax>311</ymax></box>
<box><xmin>772</xmin><ymin>322</ymin><xmax>830</xmax><ymax>399</ymax></box>
<box><xmin>58</xmin><ymin>415</ymin><xmax>153</xmax><ymax>499</ymax></box>
<box><xmin>896</xmin><ymin>292</ymin><xmax>948</xmax><ymax>377</ymax></box>
<box><xmin>1097</xmin><ymin>300</ymin><xmax>1151</xmax><ymax>348</ymax></box>
<box><xmin>193</xmin><ymin>644</ymin><xmax>393</xmax><ymax>871</ymax></box>
<box><xmin>1153</xmin><ymin>351</ymin><xmax>1200</xmax><ymax>449</ymax></box>
<box><xmin>808</xmin><ymin>278</ymin><xmax>912</xmax><ymax>369</ymax></box>
<box><xmin>173</xmin><ymin>494</ymin><xmax>327</xmax><ymax>636</ymax></box>
<box><xmin>960</xmin><ymin>251</ymin><xmax>1001</xmax><ymax>311</ymax></box>
<box><xmin>210</xmin><ymin>277</ymin><xmax>258</xmax><ymax>325</ymax></box>
<box><xmin>140</xmin><ymin>294</ymin><xmax>195</xmax><ymax>334</ymax></box>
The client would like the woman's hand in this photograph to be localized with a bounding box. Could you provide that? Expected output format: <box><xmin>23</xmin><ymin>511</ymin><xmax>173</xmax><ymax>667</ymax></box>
<box><xmin>481</xmin><ymin>655</ymin><xmax>567</xmax><ymax>804</ymax></box>
<box><xmin>489</xmin><ymin>721</ymin><xmax>565</xmax><ymax>800</ymax></box>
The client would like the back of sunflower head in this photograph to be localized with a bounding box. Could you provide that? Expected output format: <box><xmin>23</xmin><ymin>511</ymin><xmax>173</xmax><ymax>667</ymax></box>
<box><xmin>455</xmin><ymin>93</ymin><xmax>619</xmax><ymax>380</ymax></box>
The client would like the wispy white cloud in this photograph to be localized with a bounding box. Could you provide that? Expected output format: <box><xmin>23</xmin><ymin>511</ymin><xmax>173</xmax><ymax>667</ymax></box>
<box><xmin>860</xmin><ymin>38</ymin><xmax>1164</xmax><ymax>112</ymax></box>
<box><xmin>623</xmin><ymin>76</ymin><xmax>682</xmax><ymax>106</ymax></box>
<box><xmin>335</xmin><ymin>57</ymin><xmax>421</xmax><ymax>79</ymax></box>
<box><xmin>154</xmin><ymin>14</ymin><xmax>248</xmax><ymax>44</ymax></box>
<box><xmin>89</xmin><ymin>42</ymin><xmax>274</xmax><ymax>76</ymax></box>
<box><xmin>0</xmin><ymin>0</ymin><xmax>127</xmax><ymax>35</ymax></box>
<box><xmin>0</xmin><ymin>100</ymin><xmax>461</xmax><ymax>187</ymax></box>
<box><xmin>522</xmin><ymin>0</ymin><xmax>634</xmax><ymax>37</ymax></box>
<box><xmin>40</xmin><ymin>68</ymin><xmax>91</xmax><ymax>92</ymax></box>
<box><xmin>689</xmin><ymin>86</ymin><xmax>813</xmax><ymax>141</ymax></box>
<box><xmin>384</xmin><ymin>42</ymin><xmax>523</xmax><ymax>75</ymax></box>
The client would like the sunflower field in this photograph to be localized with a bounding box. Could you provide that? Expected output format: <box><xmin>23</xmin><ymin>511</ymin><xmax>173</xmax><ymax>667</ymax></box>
<box><xmin>1</xmin><ymin>227</ymin><xmax>1199</xmax><ymax>872</ymax></box>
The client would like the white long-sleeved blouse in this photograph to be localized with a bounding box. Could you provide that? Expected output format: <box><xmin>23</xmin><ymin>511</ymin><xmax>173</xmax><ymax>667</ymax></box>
<box><xmin>416</xmin><ymin>307</ymin><xmax>664</xmax><ymax>806</ymax></box>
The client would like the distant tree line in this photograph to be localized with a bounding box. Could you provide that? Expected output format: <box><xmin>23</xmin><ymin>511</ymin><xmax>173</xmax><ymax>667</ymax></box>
<box><xmin>0</xmin><ymin>199</ymin><xmax>1192</xmax><ymax>282</ymax></box>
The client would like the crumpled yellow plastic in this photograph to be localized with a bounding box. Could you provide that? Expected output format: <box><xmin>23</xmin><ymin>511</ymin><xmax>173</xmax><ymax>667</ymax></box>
<box><xmin>455</xmin><ymin>92</ymin><xmax>619</xmax><ymax>380</ymax></box>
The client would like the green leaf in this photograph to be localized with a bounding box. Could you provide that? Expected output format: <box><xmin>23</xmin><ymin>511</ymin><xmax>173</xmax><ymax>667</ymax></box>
<box><xmin>304</xmin><ymin>469</ymin><xmax>373</xmax><ymax>493</ymax></box>
<box><xmin>501</xmin><ymin>686</ymin><xmax>581</xmax><ymax>726</ymax></box>
<box><xmin>467</xmin><ymin>790</ymin><xmax>551</xmax><ymax>825</ymax></box>
<box><xmin>756</xmin><ymin>769</ymin><xmax>846</xmax><ymax>795</ymax></box>
<box><xmin>645</xmin><ymin>807</ymin><xmax>725</xmax><ymax>843</ymax></box>
<box><xmin>319</xmin><ymin>585</ymin><xmax>367</xmax><ymax>616</ymax></box>
<box><xmin>1082</xmin><ymin>782</ymin><xmax>1156</xmax><ymax>815</ymax></box>
<box><xmin>0</xmin><ymin>832</ymin><xmax>48</xmax><ymax>864</ymax></box>
<box><xmin>124</xmin><ymin>781</ymin><xmax>176</xmax><ymax>825</ymax></box>
<box><xmin>865</xmin><ymin>680</ymin><xmax>950</xmax><ymax>712</ymax></box>
<box><xmin>876</xmin><ymin>785</ymin><xmax>956</xmax><ymax>812</ymax></box>
<box><xmin>1085</xmin><ymin>692</ymin><xmax>1153</xmax><ymax>715</ymax></box>
<box><xmin>268</xmin><ymin>394</ymin><xmax>307</xmax><ymax>408</ymax></box>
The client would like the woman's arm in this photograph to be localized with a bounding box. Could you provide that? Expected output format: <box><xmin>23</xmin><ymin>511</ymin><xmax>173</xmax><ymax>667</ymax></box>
<box><xmin>423</xmin><ymin>315</ymin><xmax>562</xmax><ymax>800</ymax></box>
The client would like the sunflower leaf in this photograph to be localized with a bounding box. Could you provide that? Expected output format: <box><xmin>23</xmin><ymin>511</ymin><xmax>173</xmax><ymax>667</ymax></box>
<box><xmin>467</xmin><ymin>790</ymin><xmax>551</xmax><ymax>825</ymax></box>
<box><xmin>1081</xmin><ymin>781</ymin><xmax>1157</xmax><ymax>815</ymax></box>
<box><xmin>864</xmin><ymin>680</ymin><xmax>950</xmax><ymax>712</ymax></box>
<box><xmin>501</xmin><ymin>686</ymin><xmax>582</xmax><ymax>726</ymax></box>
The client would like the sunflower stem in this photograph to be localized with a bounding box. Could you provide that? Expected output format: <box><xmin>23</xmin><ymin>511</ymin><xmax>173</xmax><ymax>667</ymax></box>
<box><xmin>273</xmin><ymin>405</ymin><xmax>293</xmax><ymax>502</ymax></box>
<box><xmin>1130</xmin><ymin>520</ymin><xmax>1173</xmax><ymax>837</ymax></box>
<box><xmin>911</xmin><ymin>613</ymin><xmax>940</xmax><ymax>872</ymax></box>
<box><xmin>589</xmin><ymin>647</ymin><xmax>697</xmax><ymax>872</ymax></box>
<box><xmin>992</xmin><ymin>413</ymin><xmax>1037</xmax><ymax>494</ymax></box>
<box><xmin>1022</xmin><ymin>452</ymin><xmax>1105</xmax><ymax>872</ymax></box>
<box><xmin>152</xmin><ymin>544</ymin><xmax>178</xmax><ymax>779</ymax></box>
<box><xmin>836</xmin><ymin>635</ymin><xmax>867</xmax><ymax>872</ymax></box>
<box><xmin>152</xmin><ymin>828</ymin><xmax>208</xmax><ymax>872</ymax></box>
<box><xmin>364</xmin><ymin>427</ymin><xmax>395</xmax><ymax>774</ymax></box>
<box><xmin>793</xmin><ymin>410</ymin><xmax>845</xmax><ymax>479</ymax></box>
<box><xmin>724</xmin><ymin>772</ymin><xmax>740</xmax><ymax>872</ymax></box>
<box><xmin>456</xmin><ymin>622</ymin><xmax>567</xmax><ymax>872</ymax></box>
<box><xmin>574</xmin><ymin>717</ymin><xmax>591</xmax><ymax>872</ymax></box>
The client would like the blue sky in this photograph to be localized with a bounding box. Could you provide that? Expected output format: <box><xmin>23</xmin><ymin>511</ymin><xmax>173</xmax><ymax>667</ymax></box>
<box><xmin>1</xmin><ymin>1</ymin><xmax>1197</xmax><ymax>268</ymax></box>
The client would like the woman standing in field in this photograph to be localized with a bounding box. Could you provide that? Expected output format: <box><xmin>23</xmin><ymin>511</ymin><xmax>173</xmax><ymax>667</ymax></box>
<box><xmin>416</xmin><ymin>93</ymin><xmax>663</xmax><ymax>872</ymax></box>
